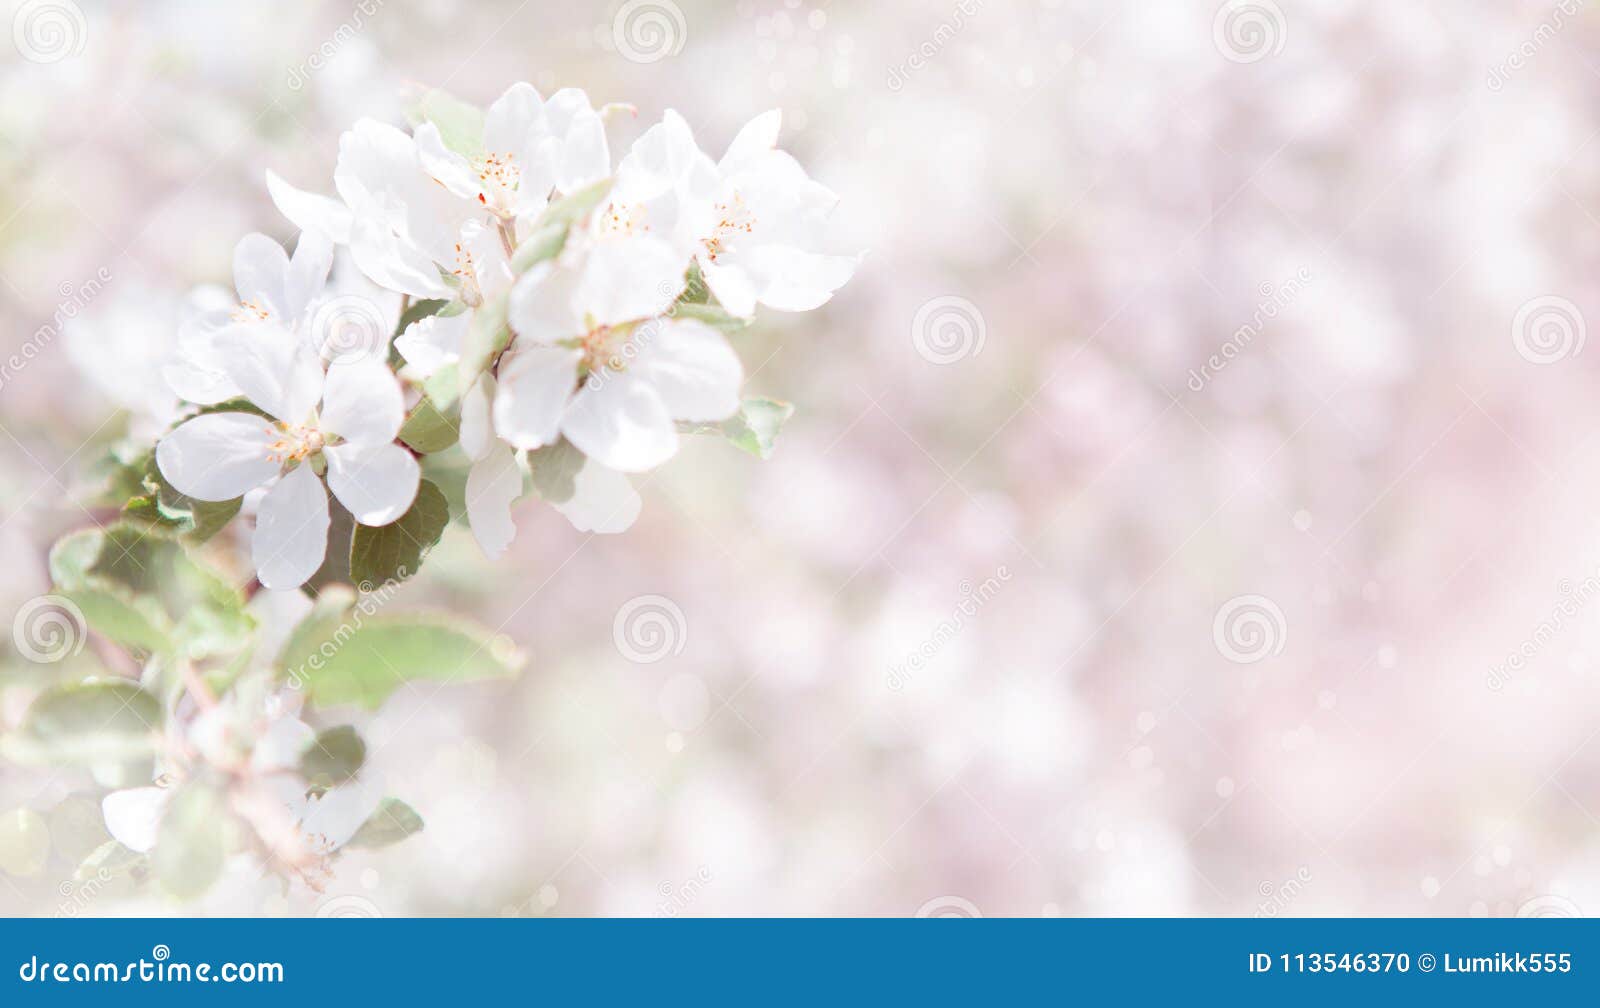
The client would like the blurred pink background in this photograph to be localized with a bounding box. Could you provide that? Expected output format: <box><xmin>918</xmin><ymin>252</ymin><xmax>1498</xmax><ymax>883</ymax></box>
<box><xmin>4</xmin><ymin>0</ymin><xmax>1600</xmax><ymax>916</ymax></box>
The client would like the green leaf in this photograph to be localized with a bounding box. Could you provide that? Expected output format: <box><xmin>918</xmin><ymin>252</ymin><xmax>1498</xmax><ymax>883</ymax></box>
<box><xmin>349</xmin><ymin>480</ymin><xmax>448</xmax><ymax>588</ymax></box>
<box><xmin>403</xmin><ymin>86</ymin><xmax>484</xmax><ymax>157</ymax></box>
<box><xmin>457</xmin><ymin>291</ymin><xmax>511</xmax><ymax>395</ymax></box>
<box><xmin>527</xmin><ymin>438</ymin><xmax>584</xmax><ymax>504</ymax></box>
<box><xmin>347</xmin><ymin>798</ymin><xmax>424</xmax><ymax>850</ymax></box>
<box><xmin>75</xmin><ymin>838</ymin><xmax>146</xmax><ymax>884</ymax></box>
<box><xmin>510</xmin><ymin>222</ymin><xmax>568</xmax><ymax>272</ymax></box>
<box><xmin>670</xmin><ymin>301</ymin><xmax>751</xmax><ymax>333</ymax></box>
<box><xmin>396</xmin><ymin>297</ymin><xmax>450</xmax><ymax>333</ymax></box>
<box><xmin>304</xmin><ymin>495</ymin><xmax>358</xmax><ymax>596</ymax></box>
<box><xmin>535</xmin><ymin>177</ymin><xmax>613</xmax><ymax>230</ymax></box>
<box><xmin>0</xmin><ymin>680</ymin><xmax>161</xmax><ymax>766</ymax></box>
<box><xmin>300</xmin><ymin>725</ymin><xmax>365</xmax><ymax>788</ymax></box>
<box><xmin>277</xmin><ymin>608</ymin><xmax>524</xmax><ymax>709</ymax></box>
<box><xmin>134</xmin><ymin>457</ymin><xmax>241</xmax><ymax>543</ymax></box>
<box><xmin>398</xmin><ymin>396</ymin><xmax>459</xmax><ymax>454</ymax></box>
<box><xmin>720</xmin><ymin>397</ymin><xmax>795</xmax><ymax>459</ymax></box>
<box><xmin>152</xmin><ymin>782</ymin><xmax>226</xmax><ymax>901</ymax></box>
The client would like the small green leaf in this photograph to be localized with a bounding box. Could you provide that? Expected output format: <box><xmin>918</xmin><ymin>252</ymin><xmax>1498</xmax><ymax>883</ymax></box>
<box><xmin>457</xmin><ymin>291</ymin><xmax>511</xmax><ymax>395</ymax></box>
<box><xmin>535</xmin><ymin>177</ymin><xmax>613</xmax><ymax>230</ymax></box>
<box><xmin>527</xmin><ymin>438</ymin><xmax>585</xmax><ymax>504</ymax></box>
<box><xmin>670</xmin><ymin>301</ymin><xmax>751</xmax><ymax>333</ymax></box>
<box><xmin>75</xmin><ymin>838</ymin><xmax>146</xmax><ymax>884</ymax></box>
<box><xmin>304</xmin><ymin>495</ymin><xmax>358</xmax><ymax>596</ymax></box>
<box><xmin>277</xmin><ymin>609</ymin><xmax>524</xmax><ymax>709</ymax></box>
<box><xmin>0</xmin><ymin>680</ymin><xmax>161</xmax><ymax>766</ymax></box>
<box><xmin>398</xmin><ymin>396</ymin><xmax>460</xmax><ymax>454</ymax></box>
<box><xmin>510</xmin><ymin>223</ymin><xmax>568</xmax><ymax>272</ymax></box>
<box><xmin>137</xmin><ymin>458</ymin><xmax>241</xmax><ymax>543</ymax></box>
<box><xmin>349</xmin><ymin>480</ymin><xmax>448</xmax><ymax>588</ymax></box>
<box><xmin>300</xmin><ymin>725</ymin><xmax>366</xmax><ymax>788</ymax></box>
<box><xmin>720</xmin><ymin>397</ymin><xmax>795</xmax><ymax>459</ymax></box>
<box><xmin>152</xmin><ymin>782</ymin><xmax>226</xmax><ymax>901</ymax></box>
<box><xmin>396</xmin><ymin>297</ymin><xmax>450</xmax><ymax>333</ymax></box>
<box><xmin>347</xmin><ymin>798</ymin><xmax>424</xmax><ymax>850</ymax></box>
<box><xmin>403</xmin><ymin>86</ymin><xmax>484</xmax><ymax>157</ymax></box>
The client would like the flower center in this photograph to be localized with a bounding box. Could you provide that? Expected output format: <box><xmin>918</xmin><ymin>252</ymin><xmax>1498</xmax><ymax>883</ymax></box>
<box><xmin>701</xmin><ymin>192</ymin><xmax>755</xmax><ymax>264</ymax></box>
<box><xmin>452</xmin><ymin>242</ymin><xmax>484</xmax><ymax>307</ymax></box>
<box><xmin>473</xmin><ymin>152</ymin><xmax>521</xmax><ymax>212</ymax></box>
<box><xmin>597</xmin><ymin>200</ymin><xmax>649</xmax><ymax>239</ymax></box>
<box><xmin>266</xmin><ymin>422</ymin><xmax>324</xmax><ymax>464</ymax></box>
<box><xmin>232</xmin><ymin>299</ymin><xmax>272</xmax><ymax>322</ymax></box>
<box><xmin>578</xmin><ymin>324</ymin><xmax>624</xmax><ymax>375</ymax></box>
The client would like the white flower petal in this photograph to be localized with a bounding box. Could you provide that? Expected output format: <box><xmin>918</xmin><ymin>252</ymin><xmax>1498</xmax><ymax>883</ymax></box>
<box><xmin>101</xmin><ymin>787</ymin><xmax>169</xmax><ymax>854</ymax></box>
<box><xmin>460</xmin><ymin>373</ymin><xmax>496</xmax><ymax>460</ymax></box>
<box><xmin>216</xmin><ymin>324</ymin><xmax>325</xmax><ymax>423</ymax></box>
<box><xmin>465</xmin><ymin>444</ymin><xmax>523</xmax><ymax>559</ymax></box>
<box><xmin>560</xmin><ymin>372</ymin><xmax>678</xmax><ymax>472</ymax></box>
<box><xmin>414</xmin><ymin>122</ymin><xmax>482</xmax><ymax>201</ymax></box>
<box><xmin>300</xmin><ymin>774</ymin><xmax>383</xmax><ymax>852</ymax></box>
<box><xmin>155</xmin><ymin>412</ymin><xmax>278</xmax><ymax>501</ymax></box>
<box><xmin>697</xmin><ymin>258</ymin><xmax>758</xmax><ymax>317</ymax></box>
<box><xmin>319</xmin><ymin>358</ymin><xmax>404</xmax><ymax>445</ymax></box>
<box><xmin>349</xmin><ymin>213</ymin><xmax>452</xmax><ymax>299</ymax></box>
<box><xmin>634</xmin><ymin>318</ymin><xmax>743</xmax><ymax>421</ymax></box>
<box><xmin>252</xmin><ymin>464</ymin><xmax>331</xmax><ymax>591</ymax></box>
<box><xmin>577</xmin><ymin>237</ymin><xmax>686</xmax><ymax>328</ymax></box>
<box><xmin>163</xmin><ymin>360</ymin><xmax>241</xmax><ymax>406</ymax></box>
<box><xmin>485</xmin><ymin>81</ymin><xmax>546</xmax><ymax>157</ymax></box>
<box><xmin>493</xmin><ymin>344</ymin><xmax>581</xmax><ymax>450</ymax></box>
<box><xmin>744</xmin><ymin>245</ymin><xmax>860</xmax><ymax>312</ymax></box>
<box><xmin>394</xmin><ymin>309</ymin><xmax>468</xmax><ymax>378</ymax></box>
<box><xmin>284</xmin><ymin>230</ymin><xmax>334</xmax><ymax>322</ymax></box>
<box><xmin>508</xmin><ymin>261</ymin><xmax>583</xmax><ymax>344</ymax></box>
<box><xmin>251</xmin><ymin>715</ymin><xmax>315</xmax><ymax>773</ymax></box>
<box><xmin>554</xmin><ymin>458</ymin><xmax>640</xmax><ymax>534</ymax></box>
<box><xmin>719</xmin><ymin>108</ymin><xmax>782</xmax><ymax>176</ymax></box>
<box><xmin>233</xmin><ymin>233</ymin><xmax>290</xmax><ymax>316</ymax></box>
<box><xmin>558</xmin><ymin>108</ymin><xmax>610</xmax><ymax>194</ymax></box>
<box><xmin>266</xmin><ymin>169</ymin><xmax>354</xmax><ymax>245</ymax></box>
<box><xmin>324</xmin><ymin>441</ymin><xmax>420</xmax><ymax>527</ymax></box>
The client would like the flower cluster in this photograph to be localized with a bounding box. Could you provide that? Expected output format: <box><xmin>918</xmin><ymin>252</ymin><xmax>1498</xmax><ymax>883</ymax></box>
<box><xmin>156</xmin><ymin>84</ymin><xmax>858</xmax><ymax>589</ymax></box>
